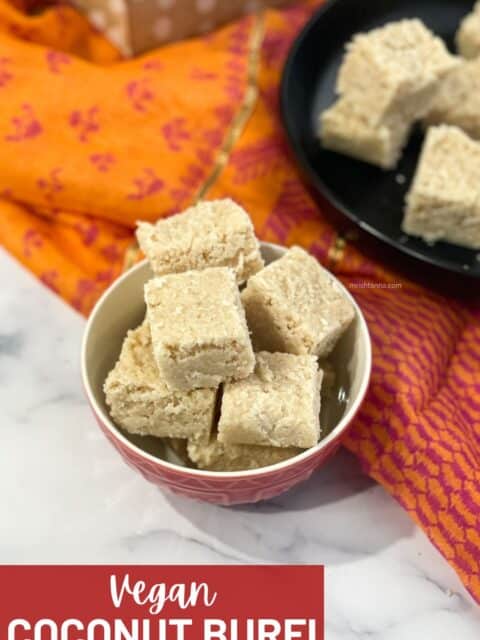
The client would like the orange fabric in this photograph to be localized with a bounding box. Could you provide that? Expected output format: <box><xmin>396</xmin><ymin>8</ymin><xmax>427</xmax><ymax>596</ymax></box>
<box><xmin>0</xmin><ymin>0</ymin><xmax>479</xmax><ymax>603</ymax></box>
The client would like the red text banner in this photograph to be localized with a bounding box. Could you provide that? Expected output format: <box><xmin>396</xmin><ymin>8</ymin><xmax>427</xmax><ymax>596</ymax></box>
<box><xmin>0</xmin><ymin>565</ymin><xmax>324</xmax><ymax>640</ymax></box>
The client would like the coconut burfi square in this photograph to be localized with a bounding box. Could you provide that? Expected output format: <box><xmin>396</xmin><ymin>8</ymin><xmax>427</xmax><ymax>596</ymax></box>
<box><xmin>320</xmin><ymin>19</ymin><xmax>458</xmax><ymax>168</ymax></box>
<box><xmin>424</xmin><ymin>58</ymin><xmax>480</xmax><ymax>140</ymax></box>
<box><xmin>136</xmin><ymin>199</ymin><xmax>264</xmax><ymax>284</ymax></box>
<box><xmin>145</xmin><ymin>267</ymin><xmax>255</xmax><ymax>390</ymax></box>
<box><xmin>187</xmin><ymin>435</ymin><xmax>302</xmax><ymax>472</ymax></box>
<box><xmin>218</xmin><ymin>352</ymin><xmax>322</xmax><ymax>449</ymax></box>
<box><xmin>104</xmin><ymin>322</ymin><xmax>216</xmax><ymax>441</ymax></box>
<box><xmin>241</xmin><ymin>246</ymin><xmax>355</xmax><ymax>357</ymax></box>
<box><xmin>337</xmin><ymin>20</ymin><xmax>458</xmax><ymax>112</ymax></box>
<box><xmin>321</xmin><ymin>98</ymin><xmax>411</xmax><ymax>169</ymax></box>
<box><xmin>457</xmin><ymin>3</ymin><xmax>480</xmax><ymax>59</ymax></box>
<box><xmin>403</xmin><ymin>125</ymin><xmax>480</xmax><ymax>248</ymax></box>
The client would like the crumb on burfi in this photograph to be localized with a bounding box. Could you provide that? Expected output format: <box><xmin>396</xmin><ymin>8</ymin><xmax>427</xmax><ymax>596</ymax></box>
<box><xmin>104</xmin><ymin>322</ymin><xmax>216</xmax><ymax>441</ymax></box>
<box><xmin>218</xmin><ymin>351</ymin><xmax>322</xmax><ymax>449</ymax></box>
<box><xmin>145</xmin><ymin>267</ymin><xmax>255</xmax><ymax>391</ymax></box>
<box><xmin>241</xmin><ymin>246</ymin><xmax>355</xmax><ymax>358</ymax></box>
<box><xmin>403</xmin><ymin>125</ymin><xmax>480</xmax><ymax>248</ymax></box>
<box><xmin>320</xmin><ymin>19</ymin><xmax>459</xmax><ymax>168</ymax></box>
<box><xmin>136</xmin><ymin>199</ymin><xmax>264</xmax><ymax>284</ymax></box>
<box><xmin>187</xmin><ymin>435</ymin><xmax>302</xmax><ymax>472</ymax></box>
<box><xmin>424</xmin><ymin>58</ymin><xmax>480</xmax><ymax>140</ymax></box>
<box><xmin>457</xmin><ymin>3</ymin><xmax>480</xmax><ymax>59</ymax></box>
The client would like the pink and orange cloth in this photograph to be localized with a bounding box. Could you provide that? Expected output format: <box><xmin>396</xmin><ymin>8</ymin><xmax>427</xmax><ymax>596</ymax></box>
<box><xmin>0</xmin><ymin>0</ymin><xmax>479</xmax><ymax>604</ymax></box>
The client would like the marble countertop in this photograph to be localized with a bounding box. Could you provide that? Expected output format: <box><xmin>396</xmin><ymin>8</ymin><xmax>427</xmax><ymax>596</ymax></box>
<box><xmin>1</xmin><ymin>248</ymin><xmax>479</xmax><ymax>638</ymax></box>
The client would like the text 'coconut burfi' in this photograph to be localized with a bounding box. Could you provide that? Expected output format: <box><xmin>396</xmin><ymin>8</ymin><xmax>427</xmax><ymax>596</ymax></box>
<box><xmin>145</xmin><ymin>267</ymin><xmax>255</xmax><ymax>390</ymax></box>
<box><xmin>424</xmin><ymin>57</ymin><xmax>480</xmax><ymax>140</ymax></box>
<box><xmin>457</xmin><ymin>2</ymin><xmax>480</xmax><ymax>59</ymax></box>
<box><xmin>136</xmin><ymin>199</ymin><xmax>264</xmax><ymax>284</ymax></box>
<box><xmin>104</xmin><ymin>323</ymin><xmax>216</xmax><ymax>441</ymax></box>
<box><xmin>320</xmin><ymin>19</ymin><xmax>459</xmax><ymax>169</ymax></box>
<box><xmin>218</xmin><ymin>351</ymin><xmax>323</xmax><ymax>449</ymax></box>
<box><xmin>242</xmin><ymin>246</ymin><xmax>355</xmax><ymax>357</ymax></box>
<box><xmin>403</xmin><ymin>125</ymin><xmax>480</xmax><ymax>249</ymax></box>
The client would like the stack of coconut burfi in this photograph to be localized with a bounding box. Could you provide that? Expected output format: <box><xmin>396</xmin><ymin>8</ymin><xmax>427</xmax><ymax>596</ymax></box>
<box><xmin>320</xmin><ymin>19</ymin><xmax>459</xmax><ymax>169</ymax></box>
<box><xmin>104</xmin><ymin>199</ymin><xmax>355</xmax><ymax>471</ymax></box>
<box><xmin>319</xmin><ymin>16</ymin><xmax>480</xmax><ymax>250</ymax></box>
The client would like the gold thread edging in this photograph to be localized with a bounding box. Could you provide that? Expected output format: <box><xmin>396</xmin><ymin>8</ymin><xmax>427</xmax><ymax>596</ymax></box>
<box><xmin>194</xmin><ymin>11</ymin><xmax>265</xmax><ymax>202</ymax></box>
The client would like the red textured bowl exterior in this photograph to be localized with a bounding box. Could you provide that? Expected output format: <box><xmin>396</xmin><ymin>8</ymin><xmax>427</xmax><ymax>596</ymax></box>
<box><xmin>93</xmin><ymin>407</ymin><xmax>356</xmax><ymax>505</ymax></box>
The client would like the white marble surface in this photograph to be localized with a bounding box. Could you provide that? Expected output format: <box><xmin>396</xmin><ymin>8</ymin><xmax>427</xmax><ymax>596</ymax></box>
<box><xmin>1</xmin><ymin>247</ymin><xmax>479</xmax><ymax>637</ymax></box>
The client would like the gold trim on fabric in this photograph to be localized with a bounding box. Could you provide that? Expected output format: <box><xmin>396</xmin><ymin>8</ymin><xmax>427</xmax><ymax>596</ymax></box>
<box><xmin>194</xmin><ymin>11</ymin><xmax>265</xmax><ymax>202</ymax></box>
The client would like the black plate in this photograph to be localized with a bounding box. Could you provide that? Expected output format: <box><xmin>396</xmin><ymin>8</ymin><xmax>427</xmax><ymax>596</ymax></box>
<box><xmin>281</xmin><ymin>0</ymin><xmax>480</xmax><ymax>278</ymax></box>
